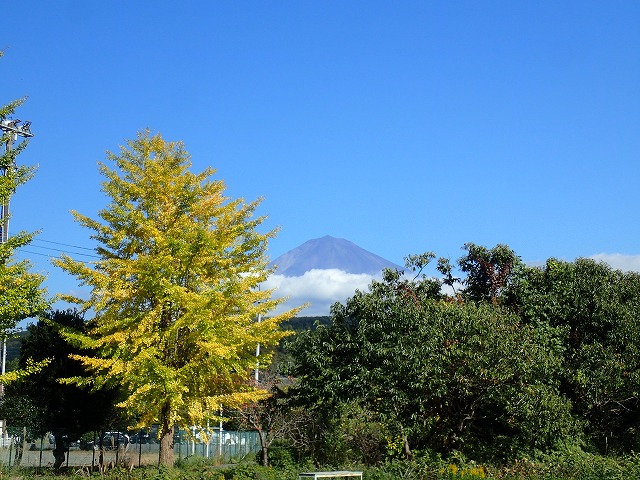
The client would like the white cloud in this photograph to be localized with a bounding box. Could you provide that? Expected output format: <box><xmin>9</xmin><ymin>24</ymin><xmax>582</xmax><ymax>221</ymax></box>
<box><xmin>264</xmin><ymin>269</ymin><xmax>380</xmax><ymax>317</ymax></box>
<box><xmin>590</xmin><ymin>253</ymin><xmax>640</xmax><ymax>272</ymax></box>
<box><xmin>264</xmin><ymin>254</ymin><xmax>640</xmax><ymax>318</ymax></box>
<box><xmin>53</xmin><ymin>254</ymin><xmax>640</xmax><ymax>323</ymax></box>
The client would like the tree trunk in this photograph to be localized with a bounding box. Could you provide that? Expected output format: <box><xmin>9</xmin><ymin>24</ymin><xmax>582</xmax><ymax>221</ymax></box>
<box><xmin>257</xmin><ymin>429</ymin><xmax>269</xmax><ymax>466</ymax></box>
<box><xmin>14</xmin><ymin>426</ymin><xmax>27</xmax><ymax>465</ymax></box>
<box><xmin>398</xmin><ymin>425</ymin><xmax>412</xmax><ymax>460</ymax></box>
<box><xmin>158</xmin><ymin>405</ymin><xmax>175</xmax><ymax>466</ymax></box>
<box><xmin>52</xmin><ymin>431</ymin><xmax>66</xmax><ymax>469</ymax></box>
<box><xmin>403</xmin><ymin>434</ymin><xmax>412</xmax><ymax>460</ymax></box>
<box><xmin>159</xmin><ymin>427</ymin><xmax>175</xmax><ymax>466</ymax></box>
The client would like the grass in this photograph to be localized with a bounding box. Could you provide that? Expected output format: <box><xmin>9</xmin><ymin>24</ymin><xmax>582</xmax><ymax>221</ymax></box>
<box><xmin>0</xmin><ymin>450</ymin><xmax>639</xmax><ymax>480</ymax></box>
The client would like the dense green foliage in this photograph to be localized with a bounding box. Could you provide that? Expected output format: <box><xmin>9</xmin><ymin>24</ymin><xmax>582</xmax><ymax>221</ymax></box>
<box><xmin>280</xmin><ymin>316</ymin><xmax>331</xmax><ymax>334</ymax></box>
<box><xmin>506</xmin><ymin>258</ymin><xmax>640</xmax><ymax>454</ymax></box>
<box><xmin>283</xmin><ymin>244</ymin><xmax>640</xmax><ymax>466</ymax></box>
<box><xmin>0</xmin><ymin>310</ymin><xmax>122</xmax><ymax>467</ymax></box>
<box><xmin>2</xmin><ymin>451</ymin><xmax>640</xmax><ymax>480</ymax></box>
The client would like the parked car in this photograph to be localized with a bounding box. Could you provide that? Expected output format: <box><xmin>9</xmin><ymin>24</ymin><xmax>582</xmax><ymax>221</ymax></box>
<box><xmin>48</xmin><ymin>434</ymin><xmax>79</xmax><ymax>449</ymax></box>
<box><xmin>101</xmin><ymin>432</ymin><xmax>129</xmax><ymax>449</ymax></box>
<box><xmin>79</xmin><ymin>438</ymin><xmax>97</xmax><ymax>451</ymax></box>
<box><xmin>129</xmin><ymin>431</ymin><xmax>155</xmax><ymax>444</ymax></box>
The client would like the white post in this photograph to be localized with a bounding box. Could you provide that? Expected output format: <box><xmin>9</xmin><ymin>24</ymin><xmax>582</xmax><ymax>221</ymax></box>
<box><xmin>205</xmin><ymin>420</ymin><xmax>210</xmax><ymax>459</ymax></box>
<box><xmin>254</xmin><ymin>312</ymin><xmax>262</xmax><ymax>383</ymax></box>
<box><xmin>218</xmin><ymin>405</ymin><xmax>223</xmax><ymax>459</ymax></box>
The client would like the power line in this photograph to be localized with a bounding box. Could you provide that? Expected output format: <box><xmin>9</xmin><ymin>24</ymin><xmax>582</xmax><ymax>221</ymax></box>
<box><xmin>26</xmin><ymin>244</ymin><xmax>100</xmax><ymax>259</ymax></box>
<box><xmin>18</xmin><ymin>249</ymin><xmax>97</xmax><ymax>263</ymax></box>
<box><xmin>21</xmin><ymin>238</ymin><xmax>101</xmax><ymax>260</ymax></box>
<box><xmin>32</xmin><ymin>238</ymin><xmax>97</xmax><ymax>252</ymax></box>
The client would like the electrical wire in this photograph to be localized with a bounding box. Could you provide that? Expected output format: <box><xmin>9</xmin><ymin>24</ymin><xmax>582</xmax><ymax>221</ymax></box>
<box><xmin>27</xmin><ymin>243</ymin><xmax>100</xmax><ymax>259</ymax></box>
<box><xmin>32</xmin><ymin>238</ymin><xmax>97</xmax><ymax>251</ymax></box>
<box><xmin>18</xmin><ymin>249</ymin><xmax>98</xmax><ymax>263</ymax></box>
<box><xmin>14</xmin><ymin>237</ymin><xmax>101</xmax><ymax>263</ymax></box>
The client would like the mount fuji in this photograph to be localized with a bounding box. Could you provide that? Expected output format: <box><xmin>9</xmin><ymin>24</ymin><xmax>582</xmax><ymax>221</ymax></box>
<box><xmin>270</xmin><ymin>235</ymin><xmax>402</xmax><ymax>276</ymax></box>
<box><xmin>265</xmin><ymin>236</ymin><xmax>403</xmax><ymax>316</ymax></box>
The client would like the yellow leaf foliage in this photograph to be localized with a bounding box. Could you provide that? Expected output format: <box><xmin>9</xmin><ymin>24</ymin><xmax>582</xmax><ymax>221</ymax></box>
<box><xmin>54</xmin><ymin>131</ymin><xmax>302</xmax><ymax>435</ymax></box>
<box><xmin>1</xmin><ymin>357</ymin><xmax>51</xmax><ymax>383</ymax></box>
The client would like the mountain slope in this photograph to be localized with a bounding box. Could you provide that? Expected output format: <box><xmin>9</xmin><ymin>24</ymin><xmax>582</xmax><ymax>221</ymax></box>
<box><xmin>270</xmin><ymin>235</ymin><xmax>402</xmax><ymax>276</ymax></box>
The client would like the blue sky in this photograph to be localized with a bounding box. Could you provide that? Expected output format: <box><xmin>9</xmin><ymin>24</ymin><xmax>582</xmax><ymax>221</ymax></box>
<box><xmin>3</xmin><ymin>1</ymin><xmax>640</xmax><ymax>315</ymax></box>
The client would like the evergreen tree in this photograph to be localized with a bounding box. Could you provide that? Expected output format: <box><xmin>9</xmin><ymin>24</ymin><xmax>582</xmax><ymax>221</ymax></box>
<box><xmin>0</xmin><ymin>310</ymin><xmax>121</xmax><ymax>469</ymax></box>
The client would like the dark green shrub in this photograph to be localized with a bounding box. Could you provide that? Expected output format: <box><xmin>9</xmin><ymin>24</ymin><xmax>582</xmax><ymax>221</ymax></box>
<box><xmin>266</xmin><ymin>440</ymin><xmax>297</xmax><ymax>469</ymax></box>
<box><xmin>228</xmin><ymin>463</ymin><xmax>280</xmax><ymax>480</ymax></box>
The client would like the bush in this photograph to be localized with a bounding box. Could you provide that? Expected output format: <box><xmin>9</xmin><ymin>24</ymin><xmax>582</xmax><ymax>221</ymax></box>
<box><xmin>364</xmin><ymin>459</ymin><xmax>430</xmax><ymax>480</ymax></box>
<box><xmin>228</xmin><ymin>462</ymin><xmax>294</xmax><ymax>480</ymax></box>
<box><xmin>9</xmin><ymin>451</ymin><xmax>640</xmax><ymax>479</ymax></box>
<box><xmin>267</xmin><ymin>440</ymin><xmax>297</xmax><ymax>469</ymax></box>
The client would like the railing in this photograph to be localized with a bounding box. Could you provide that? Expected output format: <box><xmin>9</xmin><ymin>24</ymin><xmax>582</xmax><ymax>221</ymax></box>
<box><xmin>0</xmin><ymin>429</ymin><xmax>261</xmax><ymax>468</ymax></box>
<box><xmin>174</xmin><ymin>429</ymin><xmax>260</xmax><ymax>464</ymax></box>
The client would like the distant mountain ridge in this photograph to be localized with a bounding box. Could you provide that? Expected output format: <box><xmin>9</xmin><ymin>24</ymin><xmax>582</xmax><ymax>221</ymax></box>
<box><xmin>270</xmin><ymin>235</ymin><xmax>402</xmax><ymax>276</ymax></box>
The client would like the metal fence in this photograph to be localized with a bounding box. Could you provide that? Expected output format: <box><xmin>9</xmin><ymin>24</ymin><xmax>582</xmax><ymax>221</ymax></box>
<box><xmin>0</xmin><ymin>428</ymin><xmax>261</xmax><ymax>469</ymax></box>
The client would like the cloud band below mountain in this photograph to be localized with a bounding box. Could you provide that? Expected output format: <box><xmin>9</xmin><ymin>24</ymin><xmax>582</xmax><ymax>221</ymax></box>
<box><xmin>264</xmin><ymin>268</ymin><xmax>381</xmax><ymax>317</ymax></box>
<box><xmin>265</xmin><ymin>254</ymin><xmax>640</xmax><ymax>318</ymax></box>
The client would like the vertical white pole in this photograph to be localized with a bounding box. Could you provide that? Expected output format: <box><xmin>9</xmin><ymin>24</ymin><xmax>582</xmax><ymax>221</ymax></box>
<box><xmin>218</xmin><ymin>405</ymin><xmax>223</xmax><ymax>459</ymax></box>
<box><xmin>254</xmin><ymin>312</ymin><xmax>262</xmax><ymax>383</ymax></box>
<box><xmin>0</xmin><ymin>134</ymin><xmax>13</xmax><ymax>445</ymax></box>
<box><xmin>218</xmin><ymin>404</ymin><xmax>222</xmax><ymax>462</ymax></box>
<box><xmin>205</xmin><ymin>420</ymin><xmax>209</xmax><ymax>459</ymax></box>
<box><xmin>0</xmin><ymin>122</ymin><xmax>33</xmax><ymax>447</ymax></box>
<box><xmin>1</xmin><ymin>136</ymin><xmax>13</xmax><ymax>385</ymax></box>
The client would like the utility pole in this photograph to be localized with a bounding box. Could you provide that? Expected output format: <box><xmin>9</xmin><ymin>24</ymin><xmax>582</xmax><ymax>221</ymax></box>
<box><xmin>0</xmin><ymin>118</ymin><xmax>33</xmax><ymax>244</ymax></box>
<box><xmin>0</xmin><ymin>118</ymin><xmax>33</xmax><ymax>417</ymax></box>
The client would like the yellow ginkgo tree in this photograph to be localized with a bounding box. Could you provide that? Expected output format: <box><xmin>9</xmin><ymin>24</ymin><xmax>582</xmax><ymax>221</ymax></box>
<box><xmin>55</xmin><ymin>131</ymin><xmax>299</xmax><ymax>466</ymax></box>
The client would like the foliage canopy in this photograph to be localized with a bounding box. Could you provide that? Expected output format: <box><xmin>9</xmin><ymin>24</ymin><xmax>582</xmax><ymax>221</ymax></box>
<box><xmin>287</xmin><ymin>245</ymin><xmax>640</xmax><ymax>464</ymax></box>
<box><xmin>54</xmin><ymin>131</ymin><xmax>300</xmax><ymax>465</ymax></box>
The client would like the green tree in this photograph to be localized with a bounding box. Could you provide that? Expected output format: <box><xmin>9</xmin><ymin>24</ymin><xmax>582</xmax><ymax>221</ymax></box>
<box><xmin>458</xmin><ymin>243</ymin><xmax>520</xmax><ymax>304</ymax></box>
<box><xmin>0</xmin><ymin>309</ymin><xmax>122</xmax><ymax>468</ymax></box>
<box><xmin>506</xmin><ymin>258</ymin><xmax>640</xmax><ymax>453</ymax></box>
<box><xmin>0</xmin><ymin>68</ymin><xmax>48</xmax><ymax>337</ymax></box>
<box><xmin>289</xmin><ymin>252</ymin><xmax>578</xmax><ymax>463</ymax></box>
<box><xmin>54</xmin><ymin>131</ymin><xmax>299</xmax><ymax>466</ymax></box>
